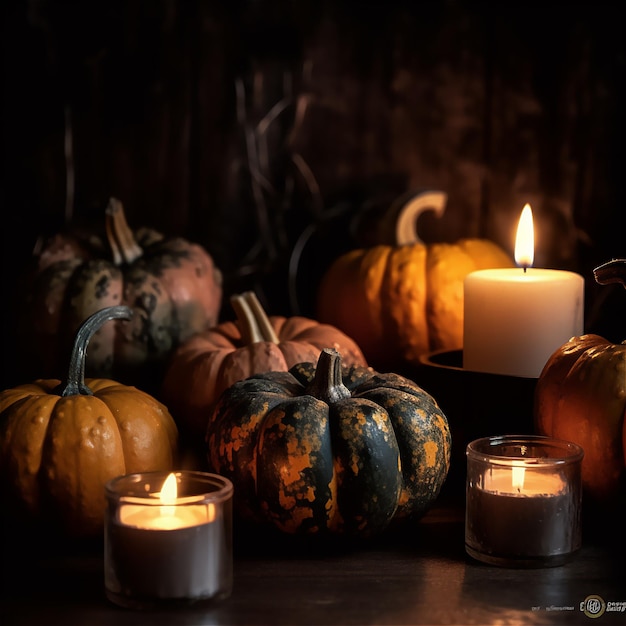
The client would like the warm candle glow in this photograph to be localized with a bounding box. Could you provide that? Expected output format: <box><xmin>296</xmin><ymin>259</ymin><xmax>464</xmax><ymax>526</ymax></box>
<box><xmin>119</xmin><ymin>472</ymin><xmax>214</xmax><ymax>529</ymax></box>
<box><xmin>466</xmin><ymin>436</ymin><xmax>583</xmax><ymax>567</ymax></box>
<box><xmin>159</xmin><ymin>472</ymin><xmax>177</xmax><ymax>517</ymax></box>
<box><xmin>514</xmin><ymin>204</ymin><xmax>534</xmax><ymax>269</ymax></box>
<box><xmin>511</xmin><ymin>466</ymin><xmax>525</xmax><ymax>492</ymax></box>
<box><xmin>106</xmin><ymin>471</ymin><xmax>233</xmax><ymax>605</ymax></box>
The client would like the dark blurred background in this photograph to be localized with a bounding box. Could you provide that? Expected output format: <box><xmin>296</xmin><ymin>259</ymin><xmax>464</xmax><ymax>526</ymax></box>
<box><xmin>2</xmin><ymin>0</ymin><xmax>624</xmax><ymax>387</ymax></box>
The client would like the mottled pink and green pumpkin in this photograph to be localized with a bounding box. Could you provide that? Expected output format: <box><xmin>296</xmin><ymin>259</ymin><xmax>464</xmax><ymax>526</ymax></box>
<box><xmin>206</xmin><ymin>348</ymin><xmax>451</xmax><ymax>539</ymax></box>
<box><xmin>18</xmin><ymin>198</ymin><xmax>222</xmax><ymax>390</ymax></box>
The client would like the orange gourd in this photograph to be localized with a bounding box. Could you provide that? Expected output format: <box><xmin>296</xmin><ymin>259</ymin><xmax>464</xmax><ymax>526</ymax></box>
<box><xmin>316</xmin><ymin>192</ymin><xmax>514</xmax><ymax>370</ymax></box>
<box><xmin>534</xmin><ymin>259</ymin><xmax>626</xmax><ymax>502</ymax></box>
<box><xmin>0</xmin><ymin>306</ymin><xmax>178</xmax><ymax>537</ymax></box>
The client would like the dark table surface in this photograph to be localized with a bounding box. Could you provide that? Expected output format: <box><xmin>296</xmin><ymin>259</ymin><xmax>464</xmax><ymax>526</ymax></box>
<box><xmin>2</xmin><ymin>480</ymin><xmax>625</xmax><ymax>626</ymax></box>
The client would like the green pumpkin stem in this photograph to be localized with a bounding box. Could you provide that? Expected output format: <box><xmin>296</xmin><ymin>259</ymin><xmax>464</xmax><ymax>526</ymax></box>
<box><xmin>231</xmin><ymin>291</ymin><xmax>280</xmax><ymax>344</ymax></box>
<box><xmin>59</xmin><ymin>306</ymin><xmax>133</xmax><ymax>397</ymax></box>
<box><xmin>305</xmin><ymin>348</ymin><xmax>352</xmax><ymax>404</ymax></box>
<box><xmin>105</xmin><ymin>198</ymin><xmax>144</xmax><ymax>265</ymax></box>
<box><xmin>594</xmin><ymin>258</ymin><xmax>626</xmax><ymax>290</ymax></box>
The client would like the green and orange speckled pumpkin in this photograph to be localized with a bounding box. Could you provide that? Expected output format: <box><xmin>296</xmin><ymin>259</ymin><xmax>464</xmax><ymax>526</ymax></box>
<box><xmin>0</xmin><ymin>306</ymin><xmax>178</xmax><ymax>538</ymax></box>
<box><xmin>206</xmin><ymin>348</ymin><xmax>451</xmax><ymax>538</ymax></box>
<box><xmin>18</xmin><ymin>198</ymin><xmax>222</xmax><ymax>391</ymax></box>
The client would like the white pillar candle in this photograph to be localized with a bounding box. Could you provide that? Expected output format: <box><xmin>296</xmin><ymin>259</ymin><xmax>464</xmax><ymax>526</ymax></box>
<box><xmin>463</xmin><ymin>205</ymin><xmax>584</xmax><ymax>378</ymax></box>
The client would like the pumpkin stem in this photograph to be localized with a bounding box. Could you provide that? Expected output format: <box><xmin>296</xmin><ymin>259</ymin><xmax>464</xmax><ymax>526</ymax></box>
<box><xmin>230</xmin><ymin>291</ymin><xmax>280</xmax><ymax>344</ymax></box>
<box><xmin>594</xmin><ymin>258</ymin><xmax>626</xmax><ymax>290</ymax></box>
<box><xmin>105</xmin><ymin>198</ymin><xmax>144</xmax><ymax>265</ymax></box>
<box><xmin>59</xmin><ymin>306</ymin><xmax>133</xmax><ymax>397</ymax></box>
<box><xmin>305</xmin><ymin>348</ymin><xmax>352</xmax><ymax>404</ymax></box>
<box><xmin>390</xmin><ymin>190</ymin><xmax>447</xmax><ymax>246</ymax></box>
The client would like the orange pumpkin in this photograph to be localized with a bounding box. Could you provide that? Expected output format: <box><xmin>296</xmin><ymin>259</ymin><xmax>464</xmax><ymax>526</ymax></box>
<box><xmin>161</xmin><ymin>291</ymin><xmax>367</xmax><ymax>439</ymax></box>
<box><xmin>535</xmin><ymin>334</ymin><xmax>626</xmax><ymax>501</ymax></box>
<box><xmin>534</xmin><ymin>259</ymin><xmax>626</xmax><ymax>503</ymax></box>
<box><xmin>316</xmin><ymin>192</ymin><xmax>514</xmax><ymax>370</ymax></box>
<box><xmin>0</xmin><ymin>306</ymin><xmax>178</xmax><ymax>537</ymax></box>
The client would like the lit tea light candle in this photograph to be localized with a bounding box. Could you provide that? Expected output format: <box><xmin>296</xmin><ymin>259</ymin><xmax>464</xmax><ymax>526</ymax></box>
<box><xmin>463</xmin><ymin>204</ymin><xmax>584</xmax><ymax>378</ymax></box>
<box><xmin>118</xmin><ymin>473</ymin><xmax>213</xmax><ymax>530</ymax></box>
<box><xmin>465</xmin><ymin>435</ymin><xmax>583</xmax><ymax>568</ymax></box>
<box><xmin>104</xmin><ymin>471</ymin><xmax>233</xmax><ymax>609</ymax></box>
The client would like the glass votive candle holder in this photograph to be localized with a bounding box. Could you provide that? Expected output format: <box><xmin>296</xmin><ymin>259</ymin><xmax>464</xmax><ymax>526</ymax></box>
<box><xmin>465</xmin><ymin>435</ymin><xmax>583</xmax><ymax>568</ymax></box>
<box><xmin>104</xmin><ymin>470</ymin><xmax>233</xmax><ymax>609</ymax></box>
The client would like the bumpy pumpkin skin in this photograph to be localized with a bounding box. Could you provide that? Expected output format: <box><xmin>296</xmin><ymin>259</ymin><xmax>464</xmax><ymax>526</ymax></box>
<box><xmin>316</xmin><ymin>238</ymin><xmax>513</xmax><ymax>370</ymax></box>
<box><xmin>0</xmin><ymin>377</ymin><xmax>178</xmax><ymax>538</ymax></box>
<box><xmin>162</xmin><ymin>292</ymin><xmax>367</xmax><ymax>439</ymax></box>
<box><xmin>534</xmin><ymin>334</ymin><xmax>626</xmax><ymax>502</ymax></box>
<box><xmin>206</xmin><ymin>350</ymin><xmax>451</xmax><ymax>539</ymax></box>
<box><xmin>19</xmin><ymin>202</ymin><xmax>222</xmax><ymax>390</ymax></box>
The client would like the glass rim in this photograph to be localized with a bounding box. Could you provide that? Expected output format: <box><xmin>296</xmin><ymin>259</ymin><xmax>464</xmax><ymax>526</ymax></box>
<box><xmin>105</xmin><ymin>470</ymin><xmax>233</xmax><ymax>504</ymax></box>
<box><xmin>466</xmin><ymin>434</ymin><xmax>584</xmax><ymax>466</ymax></box>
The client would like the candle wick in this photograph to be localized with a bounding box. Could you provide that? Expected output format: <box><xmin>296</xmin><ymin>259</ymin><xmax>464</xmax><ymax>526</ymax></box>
<box><xmin>523</xmin><ymin>266</ymin><xmax>527</xmax><ymax>274</ymax></box>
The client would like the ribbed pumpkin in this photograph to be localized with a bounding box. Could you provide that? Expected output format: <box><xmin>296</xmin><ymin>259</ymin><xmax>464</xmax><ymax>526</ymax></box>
<box><xmin>18</xmin><ymin>198</ymin><xmax>222</xmax><ymax>391</ymax></box>
<box><xmin>206</xmin><ymin>348</ymin><xmax>451</xmax><ymax>539</ymax></box>
<box><xmin>316</xmin><ymin>192</ymin><xmax>514</xmax><ymax>370</ymax></box>
<box><xmin>534</xmin><ymin>259</ymin><xmax>626</xmax><ymax>503</ymax></box>
<box><xmin>161</xmin><ymin>291</ymin><xmax>367</xmax><ymax>439</ymax></box>
<box><xmin>0</xmin><ymin>306</ymin><xmax>178</xmax><ymax>538</ymax></box>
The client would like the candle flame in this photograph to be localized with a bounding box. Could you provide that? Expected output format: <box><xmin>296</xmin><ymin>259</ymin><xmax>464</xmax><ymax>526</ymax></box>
<box><xmin>511</xmin><ymin>466</ymin><xmax>526</xmax><ymax>492</ymax></box>
<box><xmin>160</xmin><ymin>472</ymin><xmax>178</xmax><ymax>517</ymax></box>
<box><xmin>514</xmin><ymin>204</ymin><xmax>534</xmax><ymax>269</ymax></box>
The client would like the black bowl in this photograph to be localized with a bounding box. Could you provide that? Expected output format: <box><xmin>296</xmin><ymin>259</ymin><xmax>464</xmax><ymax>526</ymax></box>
<box><xmin>400</xmin><ymin>350</ymin><xmax>538</xmax><ymax>493</ymax></box>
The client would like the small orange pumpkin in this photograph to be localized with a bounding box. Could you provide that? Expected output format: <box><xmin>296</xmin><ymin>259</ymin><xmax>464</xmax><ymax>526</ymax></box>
<box><xmin>161</xmin><ymin>291</ymin><xmax>367</xmax><ymax>439</ymax></box>
<box><xmin>534</xmin><ymin>259</ymin><xmax>626</xmax><ymax>502</ymax></box>
<box><xmin>316</xmin><ymin>192</ymin><xmax>514</xmax><ymax>370</ymax></box>
<box><xmin>0</xmin><ymin>306</ymin><xmax>178</xmax><ymax>537</ymax></box>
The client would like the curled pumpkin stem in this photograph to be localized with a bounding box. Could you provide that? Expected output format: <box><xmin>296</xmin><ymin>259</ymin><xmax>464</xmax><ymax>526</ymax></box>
<box><xmin>391</xmin><ymin>190</ymin><xmax>447</xmax><ymax>246</ymax></box>
<box><xmin>593</xmin><ymin>258</ymin><xmax>626</xmax><ymax>289</ymax></box>
<box><xmin>59</xmin><ymin>306</ymin><xmax>133</xmax><ymax>397</ymax></box>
